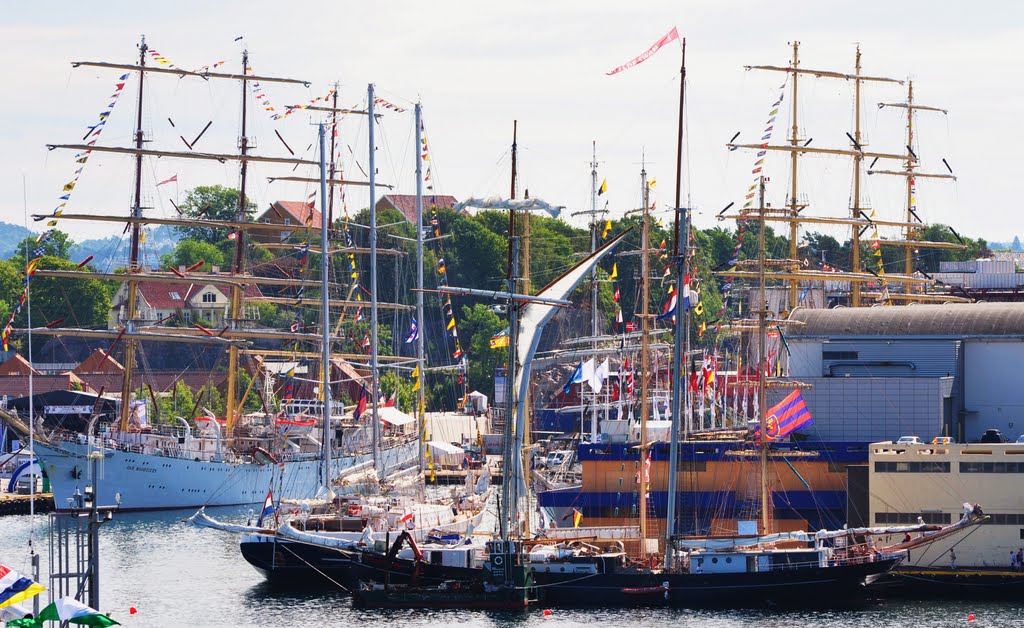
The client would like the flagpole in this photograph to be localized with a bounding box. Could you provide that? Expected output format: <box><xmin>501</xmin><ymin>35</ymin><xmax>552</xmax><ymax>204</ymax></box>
<box><xmin>24</xmin><ymin>175</ymin><xmax>40</xmax><ymax>616</ymax></box>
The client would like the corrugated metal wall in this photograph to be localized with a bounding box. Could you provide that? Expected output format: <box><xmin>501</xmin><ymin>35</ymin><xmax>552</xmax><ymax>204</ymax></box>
<box><xmin>819</xmin><ymin>339</ymin><xmax>960</xmax><ymax>378</ymax></box>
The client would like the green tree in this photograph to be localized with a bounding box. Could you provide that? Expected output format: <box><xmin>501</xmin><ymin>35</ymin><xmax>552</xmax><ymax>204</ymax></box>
<box><xmin>457</xmin><ymin>303</ymin><xmax>505</xmax><ymax>399</ymax></box>
<box><xmin>11</xmin><ymin>230</ymin><xmax>75</xmax><ymax>266</ymax></box>
<box><xmin>160</xmin><ymin>239</ymin><xmax>225</xmax><ymax>273</ymax></box>
<box><xmin>0</xmin><ymin>259</ymin><xmax>21</xmax><ymax>328</ymax></box>
<box><xmin>16</xmin><ymin>257</ymin><xmax>111</xmax><ymax>328</ymax></box>
<box><xmin>175</xmin><ymin>186</ymin><xmax>256</xmax><ymax>244</ymax></box>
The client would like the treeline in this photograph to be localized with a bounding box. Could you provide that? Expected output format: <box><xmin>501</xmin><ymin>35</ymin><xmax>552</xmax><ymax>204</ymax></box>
<box><xmin>0</xmin><ymin>185</ymin><xmax>991</xmax><ymax>410</ymax></box>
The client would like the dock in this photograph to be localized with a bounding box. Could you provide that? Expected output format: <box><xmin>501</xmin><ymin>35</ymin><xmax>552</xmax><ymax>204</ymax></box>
<box><xmin>0</xmin><ymin>490</ymin><xmax>55</xmax><ymax>516</ymax></box>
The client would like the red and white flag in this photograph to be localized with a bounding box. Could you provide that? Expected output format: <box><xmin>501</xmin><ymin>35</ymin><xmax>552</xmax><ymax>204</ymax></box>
<box><xmin>606</xmin><ymin>27</ymin><xmax>680</xmax><ymax>76</ymax></box>
<box><xmin>227</xmin><ymin>231</ymin><xmax>239</xmax><ymax>240</ymax></box>
<box><xmin>156</xmin><ymin>174</ymin><xmax>178</xmax><ymax>186</ymax></box>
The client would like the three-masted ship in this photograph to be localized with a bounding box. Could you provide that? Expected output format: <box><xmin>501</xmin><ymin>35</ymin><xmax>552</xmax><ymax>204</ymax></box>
<box><xmin>21</xmin><ymin>38</ymin><xmax>417</xmax><ymax>511</ymax></box>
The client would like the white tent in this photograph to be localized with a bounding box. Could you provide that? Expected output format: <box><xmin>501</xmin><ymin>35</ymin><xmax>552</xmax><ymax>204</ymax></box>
<box><xmin>426</xmin><ymin>440</ymin><xmax>465</xmax><ymax>456</ymax></box>
<box><xmin>467</xmin><ymin>390</ymin><xmax>488</xmax><ymax>412</ymax></box>
<box><xmin>377</xmin><ymin>406</ymin><xmax>416</xmax><ymax>427</ymax></box>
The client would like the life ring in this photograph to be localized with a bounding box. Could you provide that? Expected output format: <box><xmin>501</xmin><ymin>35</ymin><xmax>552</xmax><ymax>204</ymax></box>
<box><xmin>347</xmin><ymin>504</ymin><xmax>363</xmax><ymax>516</ymax></box>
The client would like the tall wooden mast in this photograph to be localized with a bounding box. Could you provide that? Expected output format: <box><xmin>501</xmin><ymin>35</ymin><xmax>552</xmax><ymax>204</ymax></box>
<box><xmin>118</xmin><ymin>35</ymin><xmax>148</xmax><ymax>432</ymax></box>
<box><xmin>872</xmin><ymin>81</ymin><xmax>955</xmax><ymax>282</ymax></box>
<box><xmin>225</xmin><ymin>48</ymin><xmax>250</xmax><ymax>431</ymax></box>
<box><xmin>786</xmin><ymin>41</ymin><xmax>801</xmax><ymax>310</ymax></box>
<box><xmin>725</xmin><ymin>44</ymin><xmax>958</xmax><ymax>307</ymax></box>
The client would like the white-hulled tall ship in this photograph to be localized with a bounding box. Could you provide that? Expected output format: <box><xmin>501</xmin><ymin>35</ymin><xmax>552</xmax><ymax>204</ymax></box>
<box><xmin>14</xmin><ymin>38</ymin><xmax>418</xmax><ymax>511</ymax></box>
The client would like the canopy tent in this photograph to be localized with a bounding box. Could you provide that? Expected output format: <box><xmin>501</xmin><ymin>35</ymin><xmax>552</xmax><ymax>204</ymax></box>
<box><xmin>377</xmin><ymin>406</ymin><xmax>416</xmax><ymax>427</ymax></box>
<box><xmin>467</xmin><ymin>390</ymin><xmax>488</xmax><ymax>412</ymax></box>
<box><xmin>426</xmin><ymin>440</ymin><xmax>465</xmax><ymax>456</ymax></box>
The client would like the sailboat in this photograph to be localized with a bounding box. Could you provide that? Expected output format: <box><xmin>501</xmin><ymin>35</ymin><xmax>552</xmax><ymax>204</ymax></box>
<box><xmin>19</xmin><ymin>40</ymin><xmax>417</xmax><ymax>511</ymax></box>
<box><xmin>194</xmin><ymin>99</ymin><xmax>490</xmax><ymax>587</ymax></box>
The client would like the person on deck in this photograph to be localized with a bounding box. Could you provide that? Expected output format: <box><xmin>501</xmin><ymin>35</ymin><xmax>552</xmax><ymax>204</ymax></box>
<box><xmin>949</xmin><ymin>548</ymin><xmax>957</xmax><ymax>570</ymax></box>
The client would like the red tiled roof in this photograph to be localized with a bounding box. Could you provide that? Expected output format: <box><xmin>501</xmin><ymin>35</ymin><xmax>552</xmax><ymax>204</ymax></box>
<box><xmin>72</xmin><ymin>349</ymin><xmax>124</xmax><ymax>374</ymax></box>
<box><xmin>377</xmin><ymin>194</ymin><xmax>458</xmax><ymax>224</ymax></box>
<box><xmin>0</xmin><ymin>353</ymin><xmax>40</xmax><ymax>376</ymax></box>
<box><xmin>258</xmin><ymin>200</ymin><xmax>324</xmax><ymax>229</ymax></box>
<box><xmin>133</xmin><ymin>281</ymin><xmax>262</xmax><ymax>310</ymax></box>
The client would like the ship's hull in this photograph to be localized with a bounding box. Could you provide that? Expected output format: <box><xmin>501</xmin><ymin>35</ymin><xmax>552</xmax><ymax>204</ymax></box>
<box><xmin>531</xmin><ymin>557</ymin><xmax>901</xmax><ymax>608</ymax></box>
<box><xmin>34</xmin><ymin>439</ymin><xmax>418</xmax><ymax>512</ymax></box>
<box><xmin>239</xmin><ymin>508</ymin><xmax>486</xmax><ymax>587</ymax></box>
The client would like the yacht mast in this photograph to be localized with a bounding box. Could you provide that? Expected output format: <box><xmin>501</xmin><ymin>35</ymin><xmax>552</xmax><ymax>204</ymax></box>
<box><xmin>638</xmin><ymin>164</ymin><xmax>651</xmax><ymax>556</ymax></box>
<box><xmin>367</xmin><ymin>84</ymin><xmax>380</xmax><ymax>474</ymax></box>
<box><xmin>414</xmin><ymin>103</ymin><xmax>426</xmax><ymax>475</ymax></box>
<box><xmin>118</xmin><ymin>36</ymin><xmax>147</xmax><ymax>431</ymax></box>
<box><xmin>756</xmin><ymin>176</ymin><xmax>770</xmax><ymax>534</ymax></box>
<box><xmin>318</xmin><ymin>122</ymin><xmax>332</xmax><ymax>490</ymax></box>
<box><xmin>666</xmin><ymin>38</ymin><xmax>686</xmax><ymax>567</ymax></box>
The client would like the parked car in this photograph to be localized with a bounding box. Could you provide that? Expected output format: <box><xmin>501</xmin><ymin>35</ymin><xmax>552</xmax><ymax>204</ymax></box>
<box><xmin>896</xmin><ymin>436</ymin><xmax>922</xmax><ymax>445</ymax></box>
<box><xmin>980</xmin><ymin>429</ymin><xmax>1005</xmax><ymax>444</ymax></box>
<box><xmin>1016</xmin><ymin>435</ymin><xmax>1024</xmax><ymax>444</ymax></box>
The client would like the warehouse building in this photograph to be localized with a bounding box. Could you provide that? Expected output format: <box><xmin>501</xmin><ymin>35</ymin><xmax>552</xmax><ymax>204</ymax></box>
<box><xmin>779</xmin><ymin>303</ymin><xmax>1024</xmax><ymax>444</ymax></box>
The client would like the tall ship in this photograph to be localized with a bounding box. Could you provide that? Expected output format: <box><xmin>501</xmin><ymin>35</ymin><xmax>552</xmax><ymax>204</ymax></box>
<box><xmin>6</xmin><ymin>38</ymin><xmax>420</xmax><ymax>511</ymax></box>
<box><xmin>534</xmin><ymin>41</ymin><xmax>968</xmax><ymax>533</ymax></box>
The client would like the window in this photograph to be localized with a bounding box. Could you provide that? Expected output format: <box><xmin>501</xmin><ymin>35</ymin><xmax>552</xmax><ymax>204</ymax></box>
<box><xmin>169</xmin><ymin>291</ymin><xmax>182</xmax><ymax>300</ymax></box>
<box><xmin>875</xmin><ymin>512</ymin><xmax>951</xmax><ymax>525</ymax></box>
<box><xmin>875</xmin><ymin>461</ymin><xmax>950</xmax><ymax>473</ymax></box>
<box><xmin>677</xmin><ymin>460</ymin><xmax>707</xmax><ymax>472</ymax></box>
<box><xmin>202</xmin><ymin>292</ymin><xmax>216</xmax><ymax>303</ymax></box>
<box><xmin>986</xmin><ymin>514</ymin><xmax>1024</xmax><ymax>525</ymax></box>
<box><xmin>284</xmin><ymin>217</ymin><xmax>291</xmax><ymax>226</ymax></box>
<box><xmin>823</xmin><ymin>351</ymin><xmax>858</xmax><ymax>361</ymax></box>
<box><xmin>961</xmin><ymin>461</ymin><xmax>1024</xmax><ymax>473</ymax></box>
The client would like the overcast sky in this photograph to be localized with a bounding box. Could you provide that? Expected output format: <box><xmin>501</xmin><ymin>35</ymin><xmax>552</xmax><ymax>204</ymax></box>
<box><xmin>1</xmin><ymin>0</ymin><xmax>1020</xmax><ymax>263</ymax></box>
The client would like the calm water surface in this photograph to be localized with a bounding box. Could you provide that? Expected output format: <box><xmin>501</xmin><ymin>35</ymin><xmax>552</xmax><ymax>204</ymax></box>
<box><xmin>1</xmin><ymin>508</ymin><xmax>1021</xmax><ymax>627</ymax></box>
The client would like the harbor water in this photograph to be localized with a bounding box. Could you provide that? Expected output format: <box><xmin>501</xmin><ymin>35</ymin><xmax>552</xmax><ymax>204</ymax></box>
<box><xmin>1</xmin><ymin>508</ymin><xmax>1021</xmax><ymax>627</ymax></box>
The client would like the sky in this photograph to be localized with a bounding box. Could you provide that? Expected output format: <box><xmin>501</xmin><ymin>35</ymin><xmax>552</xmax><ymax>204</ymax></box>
<box><xmin>1</xmin><ymin>0</ymin><xmax>1021</xmax><ymax>262</ymax></box>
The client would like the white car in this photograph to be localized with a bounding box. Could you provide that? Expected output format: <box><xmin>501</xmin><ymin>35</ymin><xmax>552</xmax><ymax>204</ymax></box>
<box><xmin>896</xmin><ymin>436</ymin><xmax>922</xmax><ymax>445</ymax></box>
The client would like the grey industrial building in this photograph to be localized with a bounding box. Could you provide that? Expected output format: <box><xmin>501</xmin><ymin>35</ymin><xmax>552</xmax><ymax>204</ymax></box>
<box><xmin>776</xmin><ymin>302</ymin><xmax>1024</xmax><ymax>444</ymax></box>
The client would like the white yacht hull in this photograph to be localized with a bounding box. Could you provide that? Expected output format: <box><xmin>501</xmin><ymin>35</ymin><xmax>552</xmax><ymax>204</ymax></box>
<box><xmin>34</xmin><ymin>439</ymin><xmax>418</xmax><ymax>512</ymax></box>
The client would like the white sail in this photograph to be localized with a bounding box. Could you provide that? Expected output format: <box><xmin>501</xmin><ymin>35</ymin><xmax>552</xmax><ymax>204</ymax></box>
<box><xmin>509</xmin><ymin>230</ymin><xmax>631</xmax><ymax>512</ymax></box>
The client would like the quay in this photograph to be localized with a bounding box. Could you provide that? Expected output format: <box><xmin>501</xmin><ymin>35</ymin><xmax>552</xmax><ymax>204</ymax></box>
<box><xmin>0</xmin><ymin>489</ymin><xmax>54</xmax><ymax>516</ymax></box>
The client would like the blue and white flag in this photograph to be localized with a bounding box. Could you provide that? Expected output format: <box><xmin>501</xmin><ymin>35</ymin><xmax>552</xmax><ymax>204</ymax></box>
<box><xmin>404</xmin><ymin>318</ymin><xmax>419</xmax><ymax>344</ymax></box>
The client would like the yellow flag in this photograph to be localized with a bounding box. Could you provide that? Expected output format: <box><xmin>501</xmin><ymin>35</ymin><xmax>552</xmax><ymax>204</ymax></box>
<box><xmin>490</xmin><ymin>334</ymin><xmax>509</xmax><ymax>349</ymax></box>
<box><xmin>598</xmin><ymin>179</ymin><xmax>607</xmax><ymax>196</ymax></box>
<box><xmin>609</xmin><ymin>263</ymin><xmax>618</xmax><ymax>280</ymax></box>
<box><xmin>602</xmin><ymin>219</ymin><xmax>612</xmax><ymax>239</ymax></box>
<box><xmin>62</xmin><ymin>181</ymin><xmax>76</xmax><ymax>192</ymax></box>
<box><xmin>446</xmin><ymin>317</ymin><xmax>456</xmax><ymax>331</ymax></box>
<box><xmin>412</xmin><ymin>365</ymin><xmax>421</xmax><ymax>392</ymax></box>
<box><xmin>648</xmin><ymin>178</ymin><xmax>657</xmax><ymax>189</ymax></box>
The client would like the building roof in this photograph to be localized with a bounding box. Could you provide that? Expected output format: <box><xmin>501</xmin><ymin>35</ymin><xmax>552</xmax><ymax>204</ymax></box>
<box><xmin>788</xmin><ymin>302</ymin><xmax>1024</xmax><ymax>338</ymax></box>
<box><xmin>0</xmin><ymin>354</ymin><xmax>40</xmax><ymax>376</ymax></box>
<box><xmin>72</xmin><ymin>349</ymin><xmax>124</xmax><ymax>374</ymax></box>
<box><xmin>258</xmin><ymin>200</ymin><xmax>323</xmax><ymax>229</ymax></box>
<box><xmin>377</xmin><ymin>194</ymin><xmax>458</xmax><ymax>224</ymax></box>
<box><xmin>0</xmin><ymin>372</ymin><xmax>86</xmax><ymax>398</ymax></box>
<box><xmin>131</xmin><ymin>281</ymin><xmax>262</xmax><ymax>310</ymax></box>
